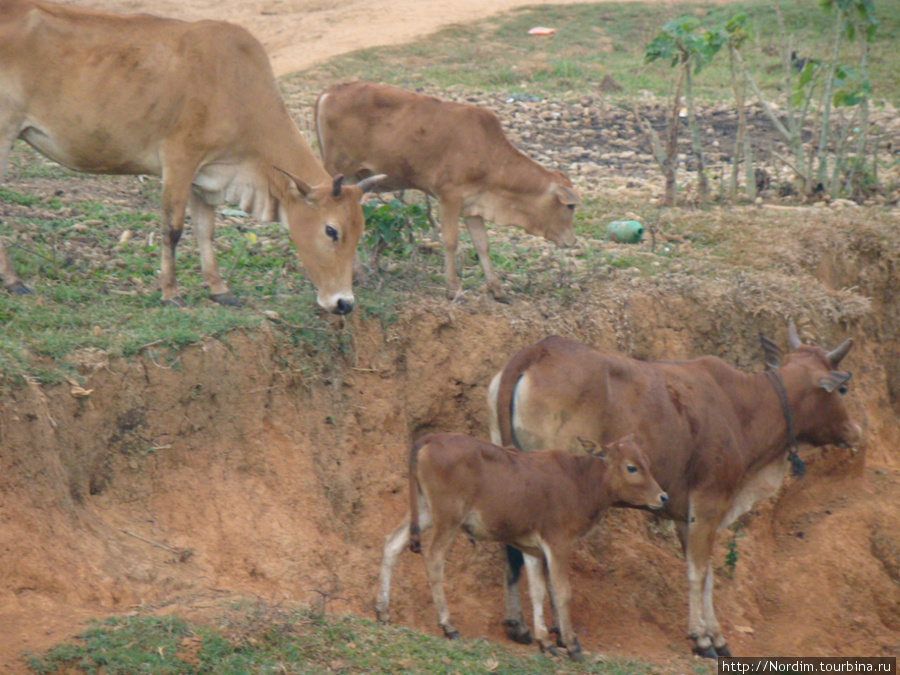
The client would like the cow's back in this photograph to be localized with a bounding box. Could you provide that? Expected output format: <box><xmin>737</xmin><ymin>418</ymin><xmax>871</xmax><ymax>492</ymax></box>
<box><xmin>3</xmin><ymin>0</ymin><xmax>289</xmax><ymax>176</ymax></box>
<box><xmin>316</xmin><ymin>82</ymin><xmax>518</xmax><ymax>195</ymax></box>
<box><xmin>499</xmin><ymin>337</ymin><xmax>735</xmax><ymax>519</ymax></box>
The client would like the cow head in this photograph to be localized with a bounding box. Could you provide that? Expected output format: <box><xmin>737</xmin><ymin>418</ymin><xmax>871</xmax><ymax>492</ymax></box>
<box><xmin>588</xmin><ymin>435</ymin><xmax>668</xmax><ymax>510</ymax></box>
<box><xmin>505</xmin><ymin>171</ymin><xmax>579</xmax><ymax>248</ymax></box>
<box><xmin>277</xmin><ymin>169</ymin><xmax>384</xmax><ymax>314</ymax></box>
<box><xmin>761</xmin><ymin>322</ymin><xmax>863</xmax><ymax>449</ymax></box>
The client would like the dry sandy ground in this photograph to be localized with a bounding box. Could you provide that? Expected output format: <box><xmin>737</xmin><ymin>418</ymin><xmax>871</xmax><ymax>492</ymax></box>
<box><xmin>78</xmin><ymin>0</ymin><xmax>638</xmax><ymax>77</ymax></box>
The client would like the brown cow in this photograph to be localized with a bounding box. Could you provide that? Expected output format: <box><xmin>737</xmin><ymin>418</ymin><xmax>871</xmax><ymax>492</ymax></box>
<box><xmin>0</xmin><ymin>0</ymin><xmax>383</xmax><ymax>312</ymax></box>
<box><xmin>487</xmin><ymin>324</ymin><xmax>862</xmax><ymax>657</ymax></box>
<box><xmin>315</xmin><ymin>82</ymin><xmax>580</xmax><ymax>302</ymax></box>
<box><xmin>374</xmin><ymin>433</ymin><xmax>667</xmax><ymax>660</ymax></box>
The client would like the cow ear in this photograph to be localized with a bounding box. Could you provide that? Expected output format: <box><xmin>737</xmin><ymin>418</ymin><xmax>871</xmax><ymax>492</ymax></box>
<box><xmin>274</xmin><ymin>166</ymin><xmax>313</xmax><ymax>199</ymax></box>
<box><xmin>577</xmin><ymin>436</ymin><xmax>603</xmax><ymax>459</ymax></box>
<box><xmin>759</xmin><ymin>332</ymin><xmax>783</xmax><ymax>370</ymax></box>
<box><xmin>820</xmin><ymin>370</ymin><xmax>851</xmax><ymax>393</ymax></box>
<box><xmin>355</xmin><ymin>173</ymin><xmax>388</xmax><ymax>196</ymax></box>
<box><xmin>553</xmin><ymin>184</ymin><xmax>580</xmax><ymax>206</ymax></box>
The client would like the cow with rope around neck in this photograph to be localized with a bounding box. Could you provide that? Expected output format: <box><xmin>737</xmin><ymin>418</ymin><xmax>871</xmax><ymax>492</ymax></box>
<box><xmin>487</xmin><ymin>323</ymin><xmax>862</xmax><ymax>657</ymax></box>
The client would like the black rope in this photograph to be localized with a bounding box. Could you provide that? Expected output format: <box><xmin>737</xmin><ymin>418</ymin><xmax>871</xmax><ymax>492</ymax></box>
<box><xmin>765</xmin><ymin>369</ymin><xmax>806</xmax><ymax>477</ymax></box>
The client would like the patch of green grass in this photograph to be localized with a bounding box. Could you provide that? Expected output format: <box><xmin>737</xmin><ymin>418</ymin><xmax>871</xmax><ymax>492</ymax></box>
<box><xmin>5</xmin><ymin>147</ymin><xmax>75</xmax><ymax>180</ymax></box>
<box><xmin>295</xmin><ymin>0</ymin><xmax>900</xmax><ymax>106</ymax></box>
<box><xmin>0</xmin><ymin>185</ymin><xmax>53</xmax><ymax>208</ymax></box>
<box><xmin>25</xmin><ymin>604</ymin><xmax>674</xmax><ymax>675</ymax></box>
<box><xmin>0</xmin><ymin>183</ymin><xmax>379</xmax><ymax>386</ymax></box>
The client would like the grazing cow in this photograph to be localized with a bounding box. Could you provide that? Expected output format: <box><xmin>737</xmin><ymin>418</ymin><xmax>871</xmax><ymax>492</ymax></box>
<box><xmin>375</xmin><ymin>433</ymin><xmax>667</xmax><ymax>660</ymax></box>
<box><xmin>0</xmin><ymin>0</ymin><xmax>383</xmax><ymax>312</ymax></box>
<box><xmin>487</xmin><ymin>324</ymin><xmax>862</xmax><ymax>657</ymax></box>
<box><xmin>315</xmin><ymin>82</ymin><xmax>580</xmax><ymax>302</ymax></box>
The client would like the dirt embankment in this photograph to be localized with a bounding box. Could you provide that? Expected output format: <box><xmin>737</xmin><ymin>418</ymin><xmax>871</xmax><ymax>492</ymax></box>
<box><xmin>2</xmin><ymin>272</ymin><xmax>899</xmax><ymax>672</ymax></box>
<box><xmin>2</xmin><ymin>1</ymin><xmax>899</xmax><ymax>670</ymax></box>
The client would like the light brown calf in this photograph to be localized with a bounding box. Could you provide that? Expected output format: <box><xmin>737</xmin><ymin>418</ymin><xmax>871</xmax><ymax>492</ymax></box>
<box><xmin>0</xmin><ymin>0</ymin><xmax>383</xmax><ymax>312</ymax></box>
<box><xmin>315</xmin><ymin>82</ymin><xmax>580</xmax><ymax>302</ymax></box>
<box><xmin>487</xmin><ymin>323</ymin><xmax>862</xmax><ymax>657</ymax></box>
<box><xmin>375</xmin><ymin>433</ymin><xmax>666</xmax><ymax>660</ymax></box>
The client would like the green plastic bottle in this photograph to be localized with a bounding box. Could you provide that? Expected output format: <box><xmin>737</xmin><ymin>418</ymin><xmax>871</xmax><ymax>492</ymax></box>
<box><xmin>606</xmin><ymin>220</ymin><xmax>644</xmax><ymax>244</ymax></box>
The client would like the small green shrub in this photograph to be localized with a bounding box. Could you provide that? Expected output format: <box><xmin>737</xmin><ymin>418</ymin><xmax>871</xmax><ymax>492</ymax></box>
<box><xmin>362</xmin><ymin>197</ymin><xmax>431</xmax><ymax>266</ymax></box>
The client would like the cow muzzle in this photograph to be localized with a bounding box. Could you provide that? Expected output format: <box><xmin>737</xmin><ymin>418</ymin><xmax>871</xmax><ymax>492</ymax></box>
<box><xmin>553</xmin><ymin>230</ymin><xmax>577</xmax><ymax>248</ymax></box>
<box><xmin>318</xmin><ymin>292</ymin><xmax>355</xmax><ymax>315</ymax></box>
<box><xmin>650</xmin><ymin>492</ymin><xmax>668</xmax><ymax>510</ymax></box>
<box><xmin>838</xmin><ymin>421</ymin><xmax>864</xmax><ymax>450</ymax></box>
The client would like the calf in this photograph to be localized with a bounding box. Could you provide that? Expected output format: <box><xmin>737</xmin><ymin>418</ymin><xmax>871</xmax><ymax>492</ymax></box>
<box><xmin>315</xmin><ymin>82</ymin><xmax>580</xmax><ymax>302</ymax></box>
<box><xmin>487</xmin><ymin>323</ymin><xmax>863</xmax><ymax>656</ymax></box>
<box><xmin>375</xmin><ymin>433</ymin><xmax>667</xmax><ymax>660</ymax></box>
<box><xmin>0</xmin><ymin>0</ymin><xmax>383</xmax><ymax>312</ymax></box>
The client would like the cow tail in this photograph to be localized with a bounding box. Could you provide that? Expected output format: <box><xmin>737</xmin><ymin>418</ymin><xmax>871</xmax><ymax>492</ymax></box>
<box><xmin>408</xmin><ymin>436</ymin><xmax>428</xmax><ymax>554</ymax></box>
<box><xmin>495</xmin><ymin>342</ymin><xmax>550</xmax><ymax>449</ymax></box>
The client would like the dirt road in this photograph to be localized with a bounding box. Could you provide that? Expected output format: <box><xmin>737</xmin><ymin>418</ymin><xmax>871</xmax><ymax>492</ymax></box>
<box><xmin>79</xmin><ymin>0</ymin><xmax>613</xmax><ymax>77</ymax></box>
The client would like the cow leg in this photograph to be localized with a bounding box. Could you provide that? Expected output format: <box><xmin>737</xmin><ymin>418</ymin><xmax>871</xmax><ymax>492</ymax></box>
<box><xmin>542</xmin><ymin>543</ymin><xmax>582</xmax><ymax>661</ymax></box>
<box><xmin>437</xmin><ymin>200</ymin><xmax>463</xmax><ymax>301</ymax></box>
<box><xmin>523</xmin><ymin>553</ymin><xmax>553</xmax><ymax>652</ymax></box>
<box><xmin>375</xmin><ymin>497</ymin><xmax>433</xmax><ymax>624</ymax></box>
<box><xmin>703</xmin><ymin>561</ymin><xmax>731</xmax><ymax>656</ymax></box>
<box><xmin>375</xmin><ymin>513</ymin><xmax>411</xmax><ymax>624</ymax></box>
<box><xmin>422</xmin><ymin>525</ymin><xmax>460</xmax><ymax>639</ymax></box>
<box><xmin>157</xmin><ymin>158</ymin><xmax>199</xmax><ymax>307</ymax></box>
<box><xmin>502</xmin><ymin>545</ymin><xmax>532</xmax><ymax>644</ymax></box>
<box><xmin>0</xmin><ymin>132</ymin><xmax>31</xmax><ymax>295</ymax></box>
<box><xmin>188</xmin><ymin>191</ymin><xmax>238</xmax><ymax>305</ymax></box>
<box><xmin>0</xmin><ymin>238</ymin><xmax>30</xmax><ymax>295</ymax></box>
<box><xmin>685</xmin><ymin>508</ymin><xmax>723</xmax><ymax>658</ymax></box>
<box><xmin>465</xmin><ymin>216</ymin><xmax>507</xmax><ymax>303</ymax></box>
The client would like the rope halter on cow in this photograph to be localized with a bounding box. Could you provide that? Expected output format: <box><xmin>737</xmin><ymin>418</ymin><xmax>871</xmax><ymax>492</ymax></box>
<box><xmin>764</xmin><ymin>368</ymin><xmax>806</xmax><ymax>477</ymax></box>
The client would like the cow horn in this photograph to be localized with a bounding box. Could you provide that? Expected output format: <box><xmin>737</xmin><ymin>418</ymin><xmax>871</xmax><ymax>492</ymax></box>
<box><xmin>355</xmin><ymin>173</ymin><xmax>388</xmax><ymax>195</ymax></box>
<box><xmin>787</xmin><ymin>321</ymin><xmax>802</xmax><ymax>351</ymax></box>
<box><xmin>825</xmin><ymin>338</ymin><xmax>854</xmax><ymax>367</ymax></box>
<box><xmin>332</xmin><ymin>174</ymin><xmax>344</xmax><ymax>198</ymax></box>
<box><xmin>759</xmin><ymin>332</ymin><xmax>782</xmax><ymax>370</ymax></box>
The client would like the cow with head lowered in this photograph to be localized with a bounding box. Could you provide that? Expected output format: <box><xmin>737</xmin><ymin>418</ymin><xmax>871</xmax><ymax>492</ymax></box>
<box><xmin>487</xmin><ymin>324</ymin><xmax>862</xmax><ymax>657</ymax></box>
<box><xmin>0</xmin><ymin>0</ymin><xmax>383</xmax><ymax>312</ymax></box>
<box><xmin>315</xmin><ymin>82</ymin><xmax>580</xmax><ymax>302</ymax></box>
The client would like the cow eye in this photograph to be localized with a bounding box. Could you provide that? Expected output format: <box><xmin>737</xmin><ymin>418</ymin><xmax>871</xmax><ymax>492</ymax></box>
<box><xmin>626</xmin><ymin>465</ymin><xmax>638</xmax><ymax>474</ymax></box>
<box><xmin>325</xmin><ymin>225</ymin><xmax>338</xmax><ymax>242</ymax></box>
<box><xmin>838</xmin><ymin>385</ymin><xmax>848</xmax><ymax>395</ymax></box>
<box><xmin>566</xmin><ymin>204</ymin><xmax>576</xmax><ymax>211</ymax></box>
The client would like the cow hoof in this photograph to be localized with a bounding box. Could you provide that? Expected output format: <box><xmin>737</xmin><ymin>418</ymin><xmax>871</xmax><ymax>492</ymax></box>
<box><xmin>7</xmin><ymin>281</ymin><xmax>33</xmax><ymax>296</ymax></box>
<box><xmin>539</xmin><ymin>643</ymin><xmax>559</xmax><ymax>658</ymax></box>
<box><xmin>568</xmin><ymin>648</ymin><xmax>585</xmax><ymax>662</ymax></box>
<box><xmin>491</xmin><ymin>291</ymin><xmax>510</xmax><ymax>304</ymax></box>
<box><xmin>549</xmin><ymin>626</ymin><xmax>563</xmax><ymax>647</ymax></box>
<box><xmin>375</xmin><ymin>608</ymin><xmax>390</xmax><ymax>624</ymax></box>
<box><xmin>692</xmin><ymin>644</ymin><xmax>719</xmax><ymax>660</ymax></box>
<box><xmin>503</xmin><ymin>620</ymin><xmax>533</xmax><ymax>645</ymax></box>
<box><xmin>162</xmin><ymin>296</ymin><xmax>187</xmax><ymax>308</ymax></box>
<box><xmin>716</xmin><ymin>644</ymin><xmax>733</xmax><ymax>658</ymax></box>
<box><xmin>443</xmin><ymin>629</ymin><xmax>460</xmax><ymax>640</ymax></box>
<box><xmin>566</xmin><ymin>638</ymin><xmax>584</xmax><ymax>662</ymax></box>
<box><xmin>210</xmin><ymin>291</ymin><xmax>241</xmax><ymax>306</ymax></box>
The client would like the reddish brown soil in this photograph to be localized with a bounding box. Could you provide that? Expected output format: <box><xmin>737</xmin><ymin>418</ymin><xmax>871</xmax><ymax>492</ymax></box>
<box><xmin>2</xmin><ymin>1</ymin><xmax>899</xmax><ymax>672</ymax></box>
<box><xmin>2</xmin><ymin>302</ymin><xmax>899</xmax><ymax>672</ymax></box>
